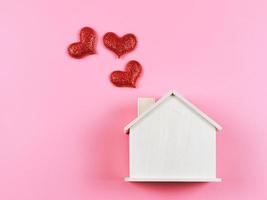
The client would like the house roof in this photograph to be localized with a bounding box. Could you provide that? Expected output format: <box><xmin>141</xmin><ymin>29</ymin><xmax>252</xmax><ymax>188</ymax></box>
<box><xmin>124</xmin><ymin>90</ymin><xmax>222</xmax><ymax>133</ymax></box>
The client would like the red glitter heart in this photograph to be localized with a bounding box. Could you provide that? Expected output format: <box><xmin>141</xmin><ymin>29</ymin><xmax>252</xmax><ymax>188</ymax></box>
<box><xmin>110</xmin><ymin>60</ymin><xmax>142</xmax><ymax>87</ymax></box>
<box><xmin>103</xmin><ymin>32</ymin><xmax>137</xmax><ymax>58</ymax></box>
<box><xmin>68</xmin><ymin>27</ymin><xmax>97</xmax><ymax>59</ymax></box>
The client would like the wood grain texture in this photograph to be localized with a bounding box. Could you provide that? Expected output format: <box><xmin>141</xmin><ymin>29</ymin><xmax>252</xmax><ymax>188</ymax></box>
<box><xmin>128</xmin><ymin>95</ymin><xmax>220</xmax><ymax>182</ymax></box>
<box><xmin>124</xmin><ymin>90</ymin><xmax>222</xmax><ymax>133</ymax></box>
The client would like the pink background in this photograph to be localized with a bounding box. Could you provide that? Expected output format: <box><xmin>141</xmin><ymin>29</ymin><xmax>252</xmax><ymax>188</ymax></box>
<box><xmin>1</xmin><ymin>0</ymin><xmax>267</xmax><ymax>199</ymax></box>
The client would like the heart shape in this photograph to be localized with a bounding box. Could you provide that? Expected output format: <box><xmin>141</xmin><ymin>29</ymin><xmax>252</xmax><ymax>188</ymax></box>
<box><xmin>68</xmin><ymin>27</ymin><xmax>97</xmax><ymax>59</ymax></box>
<box><xmin>110</xmin><ymin>60</ymin><xmax>142</xmax><ymax>87</ymax></box>
<box><xmin>103</xmin><ymin>32</ymin><xmax>137</xmax><ymax>58</ymax></box>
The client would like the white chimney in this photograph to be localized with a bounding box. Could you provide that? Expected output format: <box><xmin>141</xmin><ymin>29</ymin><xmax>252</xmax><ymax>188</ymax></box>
<box><xmin>138</xmin><ymin>97</ymin><xmax>155</xmax><ymax>116</ymax></box>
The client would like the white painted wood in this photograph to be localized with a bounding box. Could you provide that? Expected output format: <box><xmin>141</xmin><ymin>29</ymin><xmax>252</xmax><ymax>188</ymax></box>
<box><xmin>127</xmin><ymin>94</ymin><xmax>221</xmax><ymax>182</ymax></box>
<box><xmin>125</xmin><ymin>177</ymin><xmax>222</xmax><ymax>182</ymax></box>
<box><xmin>138</xmin><ymin>97</ymin><xmax>155</xmax><ymax>116</ymax></box>
<box><xmin>124</xmin><ymin>90</ymin><xmax>222</xmax><ymax>133</ymax></box>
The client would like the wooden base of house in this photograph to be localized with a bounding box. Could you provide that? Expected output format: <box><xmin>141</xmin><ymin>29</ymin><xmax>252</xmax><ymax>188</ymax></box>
<box><xmin>125</xmin><ymin>177</ymin><xmax>222</xmax><ymax>182</ymax></box>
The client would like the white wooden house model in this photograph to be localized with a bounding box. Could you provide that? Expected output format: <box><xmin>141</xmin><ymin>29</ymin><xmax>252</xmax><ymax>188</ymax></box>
<box><xmin>124</xmin><ymin>90</ymin><xmax>222</xmax><ymax>182</ymax></box>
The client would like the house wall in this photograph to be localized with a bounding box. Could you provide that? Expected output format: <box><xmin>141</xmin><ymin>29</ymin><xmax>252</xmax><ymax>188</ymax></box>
<box><xmin>129</xmin><ymin>96</ymin><xmax>217</xmax><ymax>179</ymax></box>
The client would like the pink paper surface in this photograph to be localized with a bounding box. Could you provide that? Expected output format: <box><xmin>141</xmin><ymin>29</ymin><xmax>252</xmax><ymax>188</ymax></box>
<box><xmin>0</xmin><ymin>0</ymin><xmax>267</xmax><ymax>199</ymax></box>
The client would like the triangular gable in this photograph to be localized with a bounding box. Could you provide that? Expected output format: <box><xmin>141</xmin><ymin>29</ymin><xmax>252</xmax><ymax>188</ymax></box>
<box><xmin>124</xmin><ymin>90</ymin><xmax>222</xmax><ymax>133</ymax></box>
